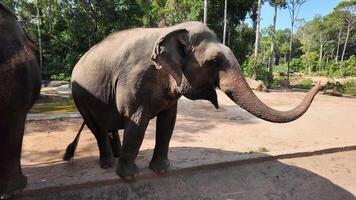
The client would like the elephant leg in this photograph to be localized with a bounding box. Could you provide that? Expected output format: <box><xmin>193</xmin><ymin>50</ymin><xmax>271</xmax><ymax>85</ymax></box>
<box><xmin>116</xmin><ymin>116</ymin><xmax>149</xmax><ymax>180</ymax></box>
<box><xmin>84</xmin><ymin>117</ymin><xmax>114</xmax><ymax>169</ymax></box>
<box><xmin>149</xmin><ymin>103</ymin><xmax>177</xmax><ymax>174</ymax></box>
<box><xmin>0</xmin><ymin>114</ymin><xmax>27</xmax><ymax>197</ymax></box>
<box><xmin>109</xmin><ymin>130</ymin><xmax>121</xmax><ymax>157</ymax></box>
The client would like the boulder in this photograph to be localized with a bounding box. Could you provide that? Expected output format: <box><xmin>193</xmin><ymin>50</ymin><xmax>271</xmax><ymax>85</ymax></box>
<box><xmin>323</xmin><ymin>89</ymin><xmax>343</xmax><ymax>97</ymax></box>
<box><xmin>246</xmin><ymin>78</ymin><xmax>268</xmax><ymax>92</ymax></box>
<box><xmin>279</xmin><ymin>79</ymin><xmax>289</xmax><ymax>87</ymax></box>
<box><xmin>46</xmin><ymin>80</ymin><xmax>70</xmax><ymax>87</ymax></box>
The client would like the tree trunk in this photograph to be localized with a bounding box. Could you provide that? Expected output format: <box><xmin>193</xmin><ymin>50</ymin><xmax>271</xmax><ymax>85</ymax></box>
<box><xmin>287</xmin><ymin>21</ymin><xmax>293</xmax><ymax>83</ymax></box>
<box><xmin>254</xmin><ymin>0</ymin><xmax>262</xmax><ymax>60</ymax></box>
<box><xmin>319</xmin><ymin>33</ymin><xmax>323</xmax><ymax>70</ymax></box>
<box><xmin>36</xmin><ymin>0</ymin><xmax>43</xmax><ymax>68</ymax></box>
<box><xmin>251</xmin><ymin>0</ymin><xmax>262</xmax><ymax>80</ymax></box>
<box><xmin>222</xmin><ymin>0</ymin><xmax>227</xmax><ymax>45</ymax></box>
<box><xmin>335</xmin><ymin>27</ymin><xmax>342</xmax><ymax>62</ymax></box>
<box><xmin>341</xmin><ymin>24</ymin><xmax>351</xmax><ymax>63</ymax></box>
<box><xmin>203</xmin><ymin>0</ymin><xmax>208</xmax><ymax>24</ymax></box>
<box><xmin>268</xmin><ymin>4</ymin><xmax>278</xmax><ymax>85</ymax></box>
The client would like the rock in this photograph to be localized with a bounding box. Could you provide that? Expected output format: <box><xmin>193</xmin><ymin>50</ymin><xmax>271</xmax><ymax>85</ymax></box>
<box><xmin>323</xmin><ymin>89</ymin><xmax>342</xmax><ymax>97</ymax></box>
<box><xmin>56</xmin><ymin>84</ymin><xmax>71</xmax><ymax>91</ymax></box>
<box><xmin>279</xmin><ymin>79</ymin><xmax>289</xmax><ymax>87</ymax></box>
<box><xmin>246</xmin><ymin>78</ymin><xmax>268</xmax><ymax>92</ymax></box>
<box><xmin>46</xmin><ymin>80</ymin><xmax>70</xmax><ymax>87</ymax></box>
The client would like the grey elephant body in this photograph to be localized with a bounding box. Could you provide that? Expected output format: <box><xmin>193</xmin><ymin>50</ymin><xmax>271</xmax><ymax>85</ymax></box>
<box><xmin>72</xmin><ymin>28</ymin><xmax>176</xmax><ymax>131</ymax></box>
<box><xmin>0</xmin><ymin>2</ymin><xmax>41</xmax><ymax>197</ymax></box>
<box><xmin>70</xmin><ymin>21</ymin><xmax>320</xmax><ymax>179</ymax></box>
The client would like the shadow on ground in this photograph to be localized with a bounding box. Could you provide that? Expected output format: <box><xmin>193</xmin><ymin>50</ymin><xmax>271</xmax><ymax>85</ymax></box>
<box><xmin>19</xmin><ymin>147</ymin><xmax>355</xmax><ymax>200</ymax></box>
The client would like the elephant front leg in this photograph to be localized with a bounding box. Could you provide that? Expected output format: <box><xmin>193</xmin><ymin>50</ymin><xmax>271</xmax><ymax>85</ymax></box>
<box><xmin>149</xmin><ymin>103</ymin><xmax>177</xmax><ymax>174</ymax></box>
<box><xmin>116</xmin><ymin>116</ymin><xmax>149</xmax><ymax>180</ymax></box>
<box><xmin>0</xmin><ymin>115</ymin><xmax>27</xmax><ymax>198</ymax></box>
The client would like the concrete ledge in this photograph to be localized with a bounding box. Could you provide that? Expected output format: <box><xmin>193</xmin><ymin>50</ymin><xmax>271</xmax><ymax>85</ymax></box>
<box><xmin>17</xmin><ymin>144</ymin><xmax>356</xmax><ymax>199</ymax></box>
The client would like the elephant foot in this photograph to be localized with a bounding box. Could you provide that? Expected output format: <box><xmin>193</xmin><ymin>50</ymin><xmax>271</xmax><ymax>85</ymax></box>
<box><xmin>149</xmin><ymin>158</ymin><xmax>170</xmax><ymax>174</ymax></box>
<box><xmin>116</xmin><ymin>162</ymin><xmax>138</xmax><ymax>180</ymax></box>
<box><xmin>0</xmin><ymin>174</ymin><xmax>27</xmax><ymax>199</ymax></box>
<box><xmin>99</xmin><ymin>155</ymin><xmax>114</xmax><ymax>169</ymax></box>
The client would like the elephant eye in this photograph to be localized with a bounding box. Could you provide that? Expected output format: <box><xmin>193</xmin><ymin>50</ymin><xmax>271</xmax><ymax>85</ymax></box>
<box><xmin>206</xmin><ymin>58</ymin><xmax>219</xmax><ymax>66</ymax></box>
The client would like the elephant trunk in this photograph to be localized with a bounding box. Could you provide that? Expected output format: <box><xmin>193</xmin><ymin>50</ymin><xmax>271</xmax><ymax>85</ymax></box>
<box><xmin>219</xmin><ymin>65</ymin><xmax>320</xmax><ymax>123</ymax></box>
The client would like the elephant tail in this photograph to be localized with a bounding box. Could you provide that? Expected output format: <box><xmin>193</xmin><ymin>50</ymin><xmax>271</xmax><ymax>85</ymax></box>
<box><xmin>63</xmin><ymin>121</ymin><xmax>85</xmax><ymax>161</ymax></box>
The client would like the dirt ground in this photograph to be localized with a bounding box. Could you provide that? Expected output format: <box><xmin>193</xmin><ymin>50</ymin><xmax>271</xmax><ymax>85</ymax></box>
<box><xmin>21</xmin><ymin>89</ymin><xmax>356</xmax><ymax>194</ymax></box>
<box><xmin>23</xmin><ymin>89</ymin><xmax>356</xmax><ymax>164</ymax></box>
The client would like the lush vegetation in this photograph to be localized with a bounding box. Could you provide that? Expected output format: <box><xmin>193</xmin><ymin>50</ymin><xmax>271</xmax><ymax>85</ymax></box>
<box><xmin>2</xmin><ymin>0</ymin><xmax>355</xmax><ymax>83</ymax></box>
<box><xmin>247</xmin><ymin>0</ymin><xmax>356</xmax><ymax>82</ymax></box>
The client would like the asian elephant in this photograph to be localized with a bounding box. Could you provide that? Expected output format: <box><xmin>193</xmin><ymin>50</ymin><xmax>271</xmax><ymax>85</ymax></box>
<box><xmin>0</xmin><ymin>2</ymin><xmax>41</xmax><ymax>198</ymax></box>
<box><xmin>64</xmin><ymin>21</ymin><xmax>320</xmax><ymax>180</ymax></box>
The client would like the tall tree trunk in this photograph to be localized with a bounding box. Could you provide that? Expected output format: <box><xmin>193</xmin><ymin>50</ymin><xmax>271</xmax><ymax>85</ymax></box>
<box><xmin>268</xmin><ymin>4</ymin><xmax>278</xmax><ymax>85</ymax></box>
<box><xmin>203</xmin><ymin>0</ymin><xmax>208</xmax><ymax>24</ymax></box>
<box><xmin>223</xmin><ymin>0</ymin><xmax>227</xmax><ymax>45</ymax></box>
<box><xmin>287</xmin><ymin>20</ymin><xmax>293</xmax><ymax>83</ymax></box>
<box><xmin>335</xmin><ymin>27</ymin><xmax>342</xmax><ymax>62</ymax></box>
<box><xmin>341</xmin><ymin>24</ymin><xmax>351</xmax><ymax>63</ymax></box>
<box><xmin>254</xmin><ymin>0</ymin><xmax>262</xmax><ymax>60</ymax></box>
<box><xmin>251</xmin><ymin>0</ymin><xmax>262</xmax><ymax>80</ymax></box>
<box><xmin>36</xmin><ymin>0</ymin><xmax>43</xmax><ymax>68</ymax></box>
<box><xmin>319</xmin><ymin>33</ymin><xmax>323</xmax><ymax>68</ymax></box>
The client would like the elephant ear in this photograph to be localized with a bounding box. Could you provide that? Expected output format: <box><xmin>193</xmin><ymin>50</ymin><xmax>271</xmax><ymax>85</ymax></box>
<box><xmin>151</xmin><ymin>29</ymin><xmax>189</xmax><ymax>86</ymax></box>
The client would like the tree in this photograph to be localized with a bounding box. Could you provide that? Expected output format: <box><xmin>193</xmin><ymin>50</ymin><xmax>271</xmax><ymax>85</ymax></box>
<box><xmin>286</xmin><ymin>0</ymin><xmax>307</xmax><ymax>83</ymax></box>
<box><xmin>253</xmin><ymin>0</ymin><xmax>262</xmax><ymax>60</ymax></box>
<box><xmin>204</xmin><ymin>0</ymin><xmax>208</xmax><ymax>24</ymax></box>
<box><xmin>335</xmin><ymin>0</ymin><xmax>356</xmax><ymax>62</ymax></box>
<box><xmin>223</xmin><ymin>0</ymin><xmax>227</xmax><ymax>44</ymax></box>
<box><xmin>35</xmin><ymin>0</ymin><xmax>43</xmax><ymax>68</ymax></box>
<box><xmin>250</xmin><ymin>0</ymin><xmax>263</xmax><ymax>80</ymax></box>
<box><xmin>268</xmin><ymin>0</ymin><xmax>286</xmax><ymax>84</ymax></box>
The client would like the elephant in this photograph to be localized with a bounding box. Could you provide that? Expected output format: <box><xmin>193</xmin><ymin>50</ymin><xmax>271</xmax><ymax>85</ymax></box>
<box><xmin>0</xmin><ymin>3</ymin><xmax>41</xmax><ymax>198</ymax></box>
<box><xmin>64</xmin><ymin>21</ymin><xmax>320</xmax><ymax>180</ymax></box>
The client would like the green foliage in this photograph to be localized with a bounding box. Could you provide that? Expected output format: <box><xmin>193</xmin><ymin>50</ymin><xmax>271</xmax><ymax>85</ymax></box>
<box><xmin>257</xmin><ymin>147</ymin><xmax>269</xmax><ymax>152</ymax></box>
<box><xmin>241</xmin><ymin>56</ymin><xmax>270</xmax><ymax>84</ymax></box>
<box><xmin>230</xmin><ymin>24</ymin><xmax>255</xmax><ymax>63</ymax></box>
<box><xmin>343</xmin><ymin>79</ymin><xmax>356</xmax><ymax>96</ymax></box>
<box><xmin>2</xmin><ymin>0</ymin><xmax>355</xmax><ymax>81</ymax></box>
<box><xmin>291</xmin><ymin>78</ymin><xmax>313</xmax><ymax>90</ymax></box>
<box><xmin>30</xmin><ymin>97</ymin><xmax>76</xmax><ymax>114</ymax></box>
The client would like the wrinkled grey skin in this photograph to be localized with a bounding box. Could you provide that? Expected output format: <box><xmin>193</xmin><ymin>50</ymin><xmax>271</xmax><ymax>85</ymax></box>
<box><xmin>69</xmin><ymin>21</ymin><xmax>320</xmax><ymax>179</ymax></box>
<box><xmin>0</xmin><ymin>3</ymin><xmax>41</xmax><ymax>198</ymax></box>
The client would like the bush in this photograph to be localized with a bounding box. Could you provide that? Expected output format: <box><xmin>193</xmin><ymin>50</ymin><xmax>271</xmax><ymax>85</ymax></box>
<box><xmin>241</xmin><ymin>56</ymin><xmax>270</xmax><ymax>84</ymax></box>
<box><xmin>291</xmin><ymin>78</ymin><xmax>313</xmax><ymax>90</ymax></box>
<box><xmin>343</xmin><ymin>79</ymin><xmax>356</xmax><ymax>96</ymax></box>
<box><xmin>50</xmin><ymin>73</ymin><xmax>71</xmax><ymax>81</ymax></box>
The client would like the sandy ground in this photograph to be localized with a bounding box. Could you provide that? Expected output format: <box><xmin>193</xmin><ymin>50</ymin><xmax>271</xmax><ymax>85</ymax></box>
<box><xmin>23</xmin><ymin>90</ymin><xmax>356</xmax><ymax>165</ymax></box>
<box><xmin>20</xmin><ymin>89</ymin><xmax>356</xmax><ymax>194</ymax></box>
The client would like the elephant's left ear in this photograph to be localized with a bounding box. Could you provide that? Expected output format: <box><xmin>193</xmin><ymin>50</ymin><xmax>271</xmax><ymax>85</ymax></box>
<box><xmin>151</xmin><ymin>29</ymin><xmax>189</xmax><ymax>86</ymax></box>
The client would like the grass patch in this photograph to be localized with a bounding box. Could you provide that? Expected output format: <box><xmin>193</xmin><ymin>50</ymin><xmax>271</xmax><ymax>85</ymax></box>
<box><xmin>257</xmin><ymin>147</ymin><xmax>269</xmax><ymax>153</ymax></box>
<box><xmin>30</xmin><ymin>98</ymin><xmax>77</xmax><ymax>114</ymax></box>
<box><xmin>290</xmin><ymin>78</ymin><xmax>313</xmax><ymax>90</ymax></box>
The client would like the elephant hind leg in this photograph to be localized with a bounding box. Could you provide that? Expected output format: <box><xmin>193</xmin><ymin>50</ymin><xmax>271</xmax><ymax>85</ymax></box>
<box><xmin>109</xmin><ymin>130</ymin><xmax>121</xmax><ymax>158</ymax></box>
<box><xmin>0</xmin><ymin>114</ymin><xmax>27</xmax><ymax>197</ymax></box>
<box><xmin>83</xmin><ymin>115</ymin><xmax>114</xmax><ymax>169</ymax></box>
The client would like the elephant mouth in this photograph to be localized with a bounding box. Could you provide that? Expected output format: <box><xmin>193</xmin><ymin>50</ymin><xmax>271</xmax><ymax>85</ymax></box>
<box><xmin>182</xmin><ymin>86</ymin><xmax>219</xmax><ymax>109</ymax></box>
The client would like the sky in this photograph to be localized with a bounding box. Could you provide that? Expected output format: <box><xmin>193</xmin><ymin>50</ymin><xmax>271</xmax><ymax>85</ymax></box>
<box><xmin>258</xmin><ymin>0</ymin><xmax>343</xmax><ymax>30</ymax></box>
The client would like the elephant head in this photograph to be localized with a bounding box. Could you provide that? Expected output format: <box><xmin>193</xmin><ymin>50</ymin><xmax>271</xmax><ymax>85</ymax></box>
<box><xmin>151</xmin><ymin>21</ymin><xmax>320</xmax><ymax>123</ymax></box>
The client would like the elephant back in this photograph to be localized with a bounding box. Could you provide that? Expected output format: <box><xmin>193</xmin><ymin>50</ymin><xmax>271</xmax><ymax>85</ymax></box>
<box><xmin>0</xmin><ymin>2</ymin><xmax>17</xmax><ymax>19</ymax></box>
